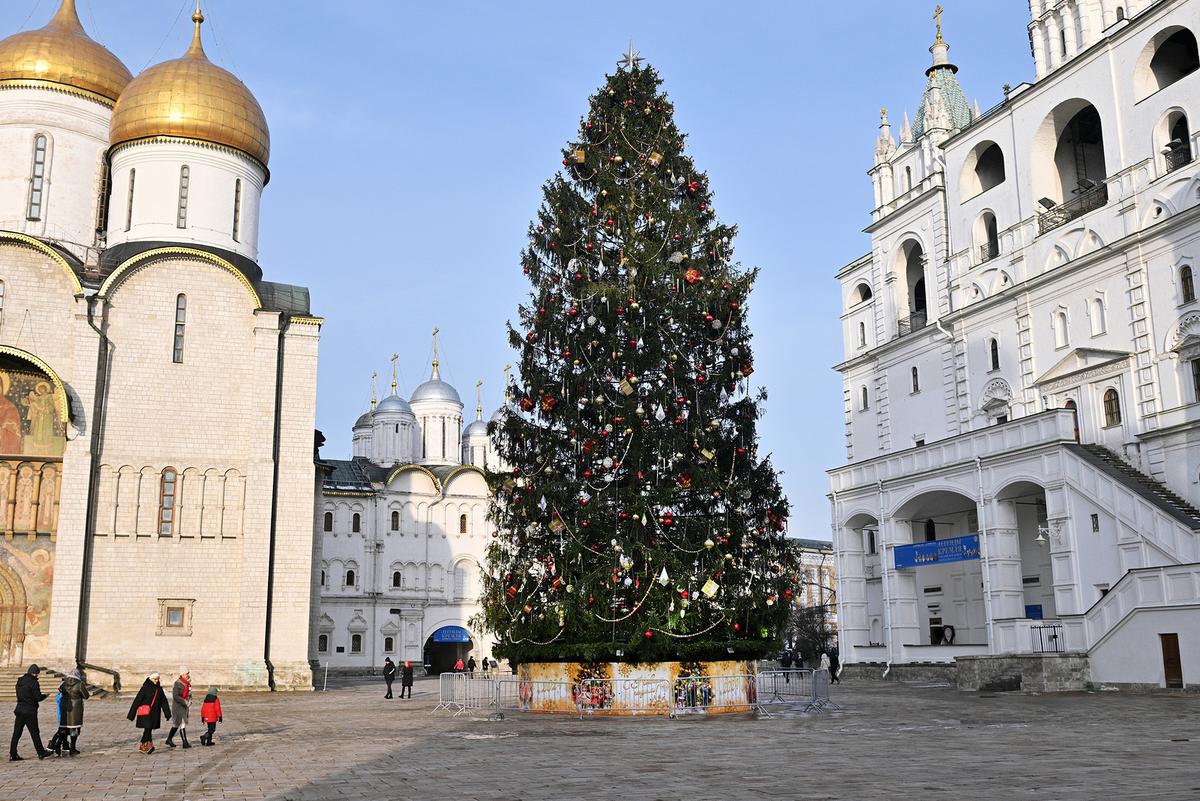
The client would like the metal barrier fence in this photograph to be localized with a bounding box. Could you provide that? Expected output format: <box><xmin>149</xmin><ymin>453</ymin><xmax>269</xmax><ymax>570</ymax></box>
<box><xmin>434</xmin><ymin>668</ymin><xmax>840</xmax><ymax>720</ymax></box>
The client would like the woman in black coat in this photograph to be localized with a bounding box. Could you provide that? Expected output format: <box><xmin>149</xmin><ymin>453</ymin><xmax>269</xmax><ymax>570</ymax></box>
<box><xmin>127</xmin><ymin>673</ymin><xmax>170</xmax><ymax>754</ymax></box>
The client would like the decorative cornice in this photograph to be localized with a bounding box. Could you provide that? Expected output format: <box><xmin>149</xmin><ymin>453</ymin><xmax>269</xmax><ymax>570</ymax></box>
<box><xmin>108</xmin><ymin>135</ymin><xmax>269</xmax><ymax>181</ymax></box>
<box><xmin>1038</xmin><ymin>355</ymin><xmax>1130</xmax><ymax>393</ymax></box>
<box><xmin>0</xmin><ymin>345</ymin><xmax>71</xmax><ymax>420</ymax></box>
<box><xmin>289</xmin><ymin>315</ymin><xmax>324</xmax><ymax>327</ymax></box>
<box><xmin>0</xmin><ymin>78</ymin><xmax>115</xmax><ymax>108</ymax></box>
<box><xmin>99</xmin><ymin>246</ymin><xmax>262</xmax><ymax>309</ymax></box>
<box><xmin>0</xmin><ymin>230</ymin><xmax>82</xmax><ymax>294</ymax></box>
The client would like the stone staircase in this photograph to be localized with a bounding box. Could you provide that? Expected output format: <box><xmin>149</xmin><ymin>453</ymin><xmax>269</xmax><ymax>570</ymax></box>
<box><xmin>1069</xmin><ymin>444</ymin><xmax>1200</xmax><ymax>531</ymax></box>
<box><xmin>0</xmin><ymin>666</ymin><xmax>112</xmax><ymax>701</ymax></box>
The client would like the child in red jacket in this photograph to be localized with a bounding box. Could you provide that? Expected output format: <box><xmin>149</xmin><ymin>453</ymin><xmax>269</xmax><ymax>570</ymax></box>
<box><xmin>198</xmin><ymin>687</ymin><xmax>222</xmax><ymax>746</ymax></box>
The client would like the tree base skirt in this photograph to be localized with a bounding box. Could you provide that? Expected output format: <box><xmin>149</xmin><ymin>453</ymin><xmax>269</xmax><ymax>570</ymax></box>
<box><xmin>516</xmin><ymin>660</ymin><xmax>757</xmax><ymax>716</ymax></box>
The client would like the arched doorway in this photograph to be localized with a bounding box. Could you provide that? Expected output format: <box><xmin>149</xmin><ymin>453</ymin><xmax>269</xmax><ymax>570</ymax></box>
<box><xmin>1064</xmin><ymin>399</ymin><xmax>1080</xmax><ymax>442</ymax></box>
<box><xmin>0</xmin><ymin>564</ymin><xmax>28</xmax><ymax>667</ymax></box>
<box><xmin>424</xmin><ymin>625</ymin><xmax>473</xmax><ymax>675</ymax></box>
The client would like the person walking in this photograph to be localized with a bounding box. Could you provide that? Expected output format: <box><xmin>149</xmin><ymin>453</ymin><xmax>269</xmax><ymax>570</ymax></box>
<box><xmin>10</xmin><ymin>664</ymin><xmax>49</xmax><ymax>761</ymax></box>
<box><xmin>481</xmin><ymin>655</ymin><xmax>490</xmax><ymax>677</ymax></box>
<box><xmin>779</xmin><ymin>649</ymin><xmax>794</xmax><ymax>683</ymax></box>
<box><xmin>382</xmin><ymin>657</ymin><xmax>396</xmax><ymax>699</ymax></box>
<box><xmin>819</xmin><ymin>650</ymin><xmax>831</xmax><ymax>673</ymax></box>
<box><xmin>467</xmin><ymin>656</ymin><xmax>477</xmax><ymax>676</ymax></box>
<box><xmin>127</xmin><ymin>672</ymin><xmax>170</xmax><ymax>754</ymax></box>
<box><xmin>453</xmin><ymin>657</ymin><xmax>465</xmax><ymax>673</ymax></box>
<box><xmin>400</xmin><ymin>660</ymin><xmax>414</xmax><ymax>699</ymax></box>
<box><xmin>198</xmin><ymin>687</ymin><xmax>222</xmax><ymax>746</ymax></box>
<box><xmin>48</xmin><ymin>668</ymin><xmax>88</xmax><ymax>757</ymax></box>
<box><xmin>829</xmin><ymin>649</ymin><xmax>842</xmax><ymax>684</ymax></box>
<box><xmin>165</xmin><ymin>668</ymin><xmax>192</xmax><ymax>749</ymax></box>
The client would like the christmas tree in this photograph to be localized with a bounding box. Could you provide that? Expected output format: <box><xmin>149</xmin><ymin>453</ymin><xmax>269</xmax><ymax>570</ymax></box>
<box><xmin>480</xmin><ymin>49</ymin><xmax>792</xmax><ymax>665</ymax></box>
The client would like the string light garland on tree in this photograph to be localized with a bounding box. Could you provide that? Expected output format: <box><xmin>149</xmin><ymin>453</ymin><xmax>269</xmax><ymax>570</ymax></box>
<box><xmin>477</xmin><ymin>47</ymin><xmax>792</xmax><ymax>665</ymax></box>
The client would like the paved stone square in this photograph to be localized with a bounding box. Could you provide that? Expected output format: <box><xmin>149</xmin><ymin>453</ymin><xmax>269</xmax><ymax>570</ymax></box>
<box><xmin>1</xmin><ymin>678</ymin><xmax>1198</xmax><ymax>801</ymax></box>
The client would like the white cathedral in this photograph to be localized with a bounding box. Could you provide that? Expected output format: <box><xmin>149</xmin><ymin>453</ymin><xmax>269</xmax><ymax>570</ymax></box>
<box><xmin>830</xmin><ymin>1</ymin><xmax>1200</xmax><ymax>690</ymax></box>
<box><xmin>311</xmin><ymin>344</ymin><xmax>502</xmax><ymax>674</ymax></box>
<box><xmin>0</xmin><ymin>2</ymin><xmax>320</xmax><ymax>689</ymax></box>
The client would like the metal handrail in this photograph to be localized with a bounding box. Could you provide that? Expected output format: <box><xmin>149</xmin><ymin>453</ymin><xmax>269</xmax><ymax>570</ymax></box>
<box><xmin>897</xmin><ymin>311</ymin><xmax>928</xmax><ymax>338</ymax></box>
<box><xmin>979</xmin><ymin>241</ymin><xmax>1000</xmax><ymax>263</ymax></box>
<box><xmin>78</xmin><ymin>661</ymin><xmax>120</xmax><ymax>692</ymax></box>
<box><xmin>1165</xmin><ymin>144</ymin><xmax>1194</xmax><ymax>174</ymax></box>
<box><xmin>1038</xmin><ymin>184</ymin><xmax>1109</xmax><ymax>235</ymax></box>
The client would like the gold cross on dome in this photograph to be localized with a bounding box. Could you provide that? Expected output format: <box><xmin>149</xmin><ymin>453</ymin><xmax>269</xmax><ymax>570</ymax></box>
<box><xmin>934</xmin><ymin>5</ymin><xmax>945</xmax><ymax>43</ymax></box>
<box><xmin>390</xmin><ymin>353</ymin><xmax>398</xmax><ymax>393</ymax></box>
<box><xmin>371</xmin><ymin>370</ymin><xmax>378</xmax><ymax>409</ymax></box>
<box><xmin>431</xmin><ymin>327</ymin><xmax>441</xmax><ymax>379</ymax></box>
<box><xmin>476</xmin><ymin>380</ymin><xmax>484</xmax><ymax>419</ymax></box>
<box><xmin>503</xmin><ymin>363</ymin><xmax>513</xmax><ymax>403</ymax></box>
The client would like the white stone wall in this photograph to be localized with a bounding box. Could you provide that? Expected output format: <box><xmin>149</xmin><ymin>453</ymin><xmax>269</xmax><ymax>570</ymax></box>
<box><xmin>106</xmin><ymin>140</ymin><xmax>265</xmax><ymax>262</ymax></box>
<box><xmin>0</xmin><ymin>89</ymin><xmax>110</xmax><ymax>259</ymax></box>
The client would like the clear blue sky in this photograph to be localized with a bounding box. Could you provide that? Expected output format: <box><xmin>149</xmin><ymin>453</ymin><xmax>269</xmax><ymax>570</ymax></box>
<box><xmin>5</xmin><ymin>1</ymin><xmax>1033</xmax><ymax>538</ymax></box>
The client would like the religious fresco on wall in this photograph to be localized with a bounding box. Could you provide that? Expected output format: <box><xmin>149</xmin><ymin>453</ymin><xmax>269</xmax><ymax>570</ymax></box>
<box><xmin>0</xmin><ymin>538</ymin><xmax>54</xmax><ymax>665</ymax></box>
<box><xmin>0</xmin><ymin>367</ymin><xmax>65</xmax><ymax>458</ymax></box>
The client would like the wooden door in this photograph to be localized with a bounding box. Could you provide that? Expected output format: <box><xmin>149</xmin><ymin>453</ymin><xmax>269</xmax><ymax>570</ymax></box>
<box><xmin>1160</xmin><ymin>633</ymin><xmax>1183</xmax><ymax>688</ymax></box>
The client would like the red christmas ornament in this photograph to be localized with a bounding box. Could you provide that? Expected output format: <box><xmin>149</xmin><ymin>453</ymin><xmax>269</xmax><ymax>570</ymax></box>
<box><xmin>687</xmin><ymin>180</ymin><xmax>700</xmax><ymax>193</ymax></box>
<box><xmin>733</xmin><ymin>623</ymin><xmax>741</xmax><ymax>632</ymax></box>
<box><xmin>644</xmin><ymin>630</ymin><xmax>654</xmax><ymax>639</ymax></box>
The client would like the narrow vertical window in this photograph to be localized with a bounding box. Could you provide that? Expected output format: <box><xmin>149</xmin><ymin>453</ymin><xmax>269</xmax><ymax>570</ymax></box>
<box><xmin>391</xmin><ymin>510</ymin><xmax>399</xmax><ymax>530</ymax></box>
<box><xmin>352</xmin><ymin>512</ymin><xmax>361</xmax><ymax>533</ymax></box>
<box><xmin>345</xmin><ymin>568</ymin><xmax>356</xmax><ymax>587</ymax></box>
<box><xmin>1103</xmin><ymin>389</ymin><xmax>1122</xmax><ymax>427</ymax></box>
<box><xmin>232</xmin><ymin>178</ymin><xmax>242</xmax><ymax>241</ymax></box>
<box><xmin>158</xmin><ymin>468</ymin><xmax>178</xmax><ymax>535</ymax></box>
<box><xmin>125</xmin><ymin>168</ymin><xmax>136</xmax><ymax>231</ymax></box>
<box><xmin>27</xmin><ymin>135</ymin><xmax>47</xmax><ymax>220</ymax></box>
<box><xmin>1090</xmin><ymin>298</ymin><xmax>1107</xmax><ymax>335</ymax></box>
<box><xmin>459</xmin><ymin>513</ymin><xmax>468</xmax><ymax>534</ymax></box>
<box><xmin>858</xmin><ymin>321</ymin><xmax>867</xmax><ymax>347</ymax></box>
<box><xmin>177</xmin><ymin>165</ymin><xmax>190</xmax><ymax>228</ymax></box>
<box><xmin>989</xmin><ymin>338</ymin><xmax>1000</xmax><ymax>370</ymax></box>
<box><xmin>172</xmin><ymin>294</ymin><xmax>186</xmax><ymax>363</ymax></box>
<box><xmin>1182</xmin><ymin>266</ymin><xmax>1196</xmax><ymax>304</ymax></box>
<box><xmin>905</xmin><ymin>166</ymin><xmax>913</xmax><ymax>191</ymax></box>
<box><xmin>392</xmin><ymin>571</ymin><xmax>402</xmax><ymax>588</ymax></box>
<box><xmin>351</xmin><ymin>634</ymin><xmax>362</xmax><ymax>653</ymax></box>
<box><xmin>1192</xmin><ymin>359</ymin><xmax>1200</xmax><ymax>398</ymax></box>
<box><xmin>911</xmin><ymin>366</ymin><xmax>920</xmax><ymax>393</ymax></box>
<box><xmin>860</xmin><ymin>386</ymin><xmax>870</xmax><ymax>410</ymax></box>
<box><xmin>1054</xmin><ymin>311</ymin><xmax>1069</xmax><ymax>348</ymax></box>
<box><xmin>323</xmin><ymin>511</ymin><xmax>333</xmax><ymax>532</ymax></box>
<box><xmin>318</xmin><ymin>634</ymin><xmax>328</xmax><ymax>653</ymax></box>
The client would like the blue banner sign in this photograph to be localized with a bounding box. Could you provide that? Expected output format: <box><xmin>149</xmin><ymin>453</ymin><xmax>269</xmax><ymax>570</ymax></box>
<box><xmin>894</xmin><ymin>533</ymin><xmax>981</xmax><ymax>569</ymax></box>
<box><xmin>431</xmin><ymin>625</ymin><xmax>471</xmax><ymax>643</ymax></box>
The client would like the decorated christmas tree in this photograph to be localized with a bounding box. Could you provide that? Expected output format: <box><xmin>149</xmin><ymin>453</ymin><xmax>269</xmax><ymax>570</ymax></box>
<box><xmin>480</xmin><ymin>49</ymin><xmax>792</xmax><ymax>665</ymax></box>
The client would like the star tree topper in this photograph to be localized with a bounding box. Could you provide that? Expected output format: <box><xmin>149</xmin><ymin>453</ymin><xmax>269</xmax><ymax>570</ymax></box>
<box><xmin>617</xmin><ymin>39</ymin><xmax>644</xmax><ymax>71</ymax></box>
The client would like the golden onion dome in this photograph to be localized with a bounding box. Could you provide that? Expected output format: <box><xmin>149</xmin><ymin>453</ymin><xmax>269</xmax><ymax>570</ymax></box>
<box><xmin>0</xmin><ymin>0</ymin><xmax>132</xmax><ymax>104</ymax></box>
<box><xmin>110</xmin><ymin>7</ymin><xmax>269</xmax><ymax>167</ymax></box>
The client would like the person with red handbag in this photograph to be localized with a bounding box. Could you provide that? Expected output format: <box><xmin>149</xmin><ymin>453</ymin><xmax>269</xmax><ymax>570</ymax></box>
<box><xmin>126</xmin><ymin>672</ymin><xmax>170</xmax><ymax>754</ymax></box>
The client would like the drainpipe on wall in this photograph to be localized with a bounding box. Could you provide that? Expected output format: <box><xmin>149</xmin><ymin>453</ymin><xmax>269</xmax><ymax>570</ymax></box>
<box><xmin>876</xmin><ymin>480</ymin><xmax>893</xmax><ymax>678</ymax></box>
<box><xmin>263</xmin><ymin>315</ymin><xmax>291</xmax><ymax>691</ymax></box>
<box><xmin>976</xmin><ymin>456</ymin><xmax>996</xmax><ymax>654</ymax></box>
<box><xmin>78</xmin><ymin>294</ymin><xmax>120</xmax><ymax>691</ymax></box>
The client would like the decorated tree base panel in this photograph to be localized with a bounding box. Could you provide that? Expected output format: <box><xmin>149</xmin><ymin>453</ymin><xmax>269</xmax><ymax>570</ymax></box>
<box><xmin>517</xmin><ymin>660</ymin><xmax>756</xmax><ymax>716</ymax></box>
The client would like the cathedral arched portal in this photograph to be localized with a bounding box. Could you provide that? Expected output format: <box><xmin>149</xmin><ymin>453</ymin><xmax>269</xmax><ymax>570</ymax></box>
<box><xmin>0</xmin><ymin>563</ymin><xmax>28</xmax><ymax>667</ymax></box>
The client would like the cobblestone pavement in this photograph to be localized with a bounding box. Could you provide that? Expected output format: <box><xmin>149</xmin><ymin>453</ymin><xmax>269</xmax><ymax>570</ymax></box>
<box><xmin>1</xmin><ymin>678</ymin><xmax>1198</xmax><ymax>801</ymax></box>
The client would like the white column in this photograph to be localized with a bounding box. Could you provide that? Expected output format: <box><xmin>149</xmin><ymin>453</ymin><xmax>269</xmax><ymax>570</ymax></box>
<box><xmin>987</xmin><ymin>499</ymin><xmax>1028</xmax><ymax>620</ymax></box>
<box><xmin>1061</xmin><ymin>3</ymin><xmax>1079</xmax><ymax>59</ymax></box>
<box><xmin>1031</xmin><ymin>22</ymin><xmax>1048</xmax><ymax>80</ymax></box>
<box><xmin>881</xmin><ymin>517</ymin><xmax>921</xmax><ymax>658</ymax></box>
<box><xmin>1046</xmin><ymin>14</ymin><xmax>1063</xmax><ymax>70</ymax></box>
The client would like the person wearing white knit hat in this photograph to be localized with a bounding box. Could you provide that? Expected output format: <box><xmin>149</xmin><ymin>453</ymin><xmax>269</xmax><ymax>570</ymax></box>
<box><xmin>166</xmin><ymin>668</ymin><xmax>192</xmax><ymax>749</ymax></box>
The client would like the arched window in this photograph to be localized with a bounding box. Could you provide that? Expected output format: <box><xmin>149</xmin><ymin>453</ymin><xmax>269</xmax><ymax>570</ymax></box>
<box><xmin>858</xmin><ymin>321</ymin><xmax>867</xmax><ymax>347</ymax></box>
<box><xmin>978</xmin><ymin>211</ymin><xmax>1000</xmax><ymax>262</ymax></box>
<box><xmin>345</xmin><ymin>568</ymin><xmax>356</xmax><ymax>587</ymax></box>
<box><xmin>27</xmin><ymin>134</ymin><xmax>47</xmax><ymax>220</ymax></box>
<box><xmin>860</xmin><ymin>386</ymin><xmax>870</xmax><ymax>411</ymax></box>
<box><xmin>323</xmin><ymin>511</ymin><xmax>333</xmax><ymax>532</ymax></box>
<box><xmin>158</xmin><ymin>468</ymin><xmax>178</xmax><ymax>535</ymax></box>
<box><xmin>1090</xmin><ymin>297</ymin><xmax>1107</xmax><ymax>335</ymax></box>
<box><xmin>352</xmin><ymin>513</ymin><xmax>361</xmax><ymax>533</ymax></box>
<box><xmin>905</xmin><ymin>166</ymin><xmax>913</xmax><ymax>191</ymax></box>
<box><xmin>1161</xmin><ymin>110</ymin><xmax>1192</xmax><ymax>173</ymax></box>
<box><xmin>989</xmin><ymin>338</ymin><xmax>1001</xmax><ymax>371</ymax></box>
<box><xmin>350</xmin><ymin>634</ymin><xmax>362</xmax><ymax>653</ymax></box>
<box><xmin>1103</xmin><ymin>389</ymin><xmax>1122</xmax><ymax>427</ymax></box>
<box><xmin>1148</xmin><ymin>29</ymin><xmax>1199</xmax><ymax>95</ymax></box>
<box><xmin>232</xmin><ymin>178</ymin><xmax>243</xmax><ymax>241</ymax></box>
<box><xmin>1054</xmin><ymin>311</ymin><xmax>1070</xmax><ymax>349</ymax></box>
<box><xmin>384</xmin><ymin>636</ymin><xmax>394</xmax><ymax>653</ymax></box>
<box><xmin>317</xmin><ymin>634</ymin><xmax>328</xmax><ymax>653</ymax></box>
<box><xmin>125</xmin><ymin>168</ymin><xmax>136</xmax><ymax>231</ymax></box>
<box><xmin>173</xmin><ymin>294</ymin><xmax>186</xmax><ymax>363</ymax></box>
<box><xmin>911</xmin><ymin>366</ymin><xmax>920</xmax><ymax>393</ymax></box>
<box><xmin>1116</xmin><ymin>6</ymin><xmax>1125</xmax><ymax>22</ymax></box>
<box><xmin>391</xmin><ymin>510</ymin><xmax>400</xmax><ymax>531</ymax></box>
<box><xmin>320</xmin><ymin>569</ymin><xmax>326</xmax><ymax>587</ymax></box>
<box><xmin>392</xmin><ymin>570</ymin><xmax>402</xmax><ymax>588</ymax></box>
<box><xmin>962</xmin><ymin>141</ymin><xmax>1006</xmax><ymax>198</ymax></box>
<box><xmin>1035</xmin><ymin>101</ymin><xmax>1107</xmax><ymax>221</ymax></box>
<box><xmin>177</xmin><ymin>165</ymin><xmax>190</xmax><ymax>228</ymax></box>
<box><xmin>459</xmin><ymin>514</ymin><xmax>468</xmax><ymax>534</ymax></box>
<box><xmin>852</xmin><ymin>283</ymin><xmax>873</xmax><ymax>304</ymax></box>
<box><xmin>924</xmin><ymin>519</ymin><xmax>936</xmax><ymax>542</ymax></box>
<box><xmin>1182</xmin><ymin>265</ymin><xmax>1196</xmax><ymax>304</ymax></box>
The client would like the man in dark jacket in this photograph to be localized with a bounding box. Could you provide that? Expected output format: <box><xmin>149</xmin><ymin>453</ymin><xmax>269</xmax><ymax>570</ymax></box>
<box><xmin>383</xmin><ymin>658</ymin><xmax>396</xmax><ymax>699</ymax></box>
<box><xmin>400</xmin><ymin>660</ymin><xmax>414</xmax><ymax>699</ymax></box>
<box><xmin>10</xmin><ymin>664</ymin><xmax>49</xmax><ymax>761</ymax></box>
